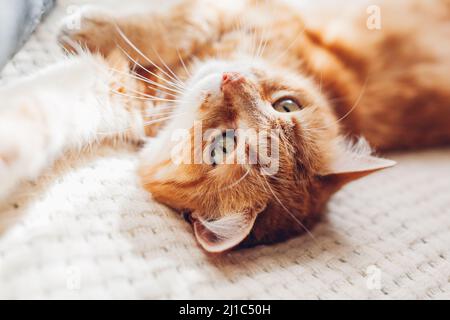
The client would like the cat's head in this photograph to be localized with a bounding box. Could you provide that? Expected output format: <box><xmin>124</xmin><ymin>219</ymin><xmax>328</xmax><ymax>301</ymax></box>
<box><xmin>139</xmin><ymin>56</ymin><xmax>395</xmax><ymax>253</ymax></box>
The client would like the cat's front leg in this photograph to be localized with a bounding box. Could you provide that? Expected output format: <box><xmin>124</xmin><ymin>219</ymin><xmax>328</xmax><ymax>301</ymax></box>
<box><xmin>0</xmin><ymin>104</ymin><xmax>47</xmax><ymax>198</ymax></box>
<box><xmin>0</xmin><ymin>54</ymin><xmax>147</xmax><ymax>200</ymax></box>
<box><xmin>57</xmin><ymin>1</ymin><xmax>235</xmax><ymax>68</ymax></box>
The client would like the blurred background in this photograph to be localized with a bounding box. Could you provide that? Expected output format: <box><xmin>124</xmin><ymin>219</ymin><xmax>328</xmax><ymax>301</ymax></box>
<box><xmin>0</xmin><ymin>0</ymin><xmax>55</xmax><ymax>70</ymax></box>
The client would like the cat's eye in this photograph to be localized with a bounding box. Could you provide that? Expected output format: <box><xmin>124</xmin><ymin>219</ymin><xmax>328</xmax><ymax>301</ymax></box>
<box><xmin>272</xmin><ymin>98</ymin><xmax>302</xmax><ymax>113</ymax></box>
<box><xmin>210</xmin><ymin>132</ymin><xmax>236</xmax><ymax>166</ymax></box>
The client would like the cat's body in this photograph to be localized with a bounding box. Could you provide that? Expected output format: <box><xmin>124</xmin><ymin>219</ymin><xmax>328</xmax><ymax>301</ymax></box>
<box><xmin>295</xmin><ymin>0</ymin><xmax>450</xmax><ymax>151</ymax></box>
<box><xmin>1</xmin><ymin>0</ymin><xmax>449</xmax><ymax>252</ymax></box>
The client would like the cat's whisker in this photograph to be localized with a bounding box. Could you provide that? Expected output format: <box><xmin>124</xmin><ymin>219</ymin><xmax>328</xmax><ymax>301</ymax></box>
<box><xmin>216</xmin><ymin>168</ymin><xmax>251</xmax><ymax>192</ymax></box>
<box><xmin>93</xmin><ymin>97</ymin><xmax>141</xmax><ymax>137</ymax></box>
<box><xmin>106</xmin><ymin>71</ymin><xmax>185</xmax><ymax>104</ymax></box>
<box><xmin>110</xmin><ymin>82</ymin><xmax>171</xmax><ymax>101</ymax></box>
<box><xmin>258</xmin><ymin>175</ymin><xmax>319</xmax><ymax>244</ymax></box>
<box><xmin>114</xmin><ymin>25</ymin><xmax>186</xmax><ymax>90</ymax></box>
<box><xmin>141</xmin><ymin>80</ymin><xmax>184</xmax><ymax>96</ymax></box>
<box><xmin>272</xmin><ymin>24</ymin><xmax>306</xmax><ymax>61</ymax></box>
<box><xmin>319</xmin><ymin>70</ymin><xmax>324</xmax><ymax>95</ymax></box>
<box><xmin>143</xmin><ymin>112</ymin><xmax>188</xmax><ymax>127</ymax></box>
<box><xmin>109</xmin><ymin>76</ymin><xmax>183</xmax><ymax>107</ymax></box>
<box><xmin>258</xmin><ymin>34</ymin><xmax>269</xmax><ymax>59</ymax></box>
<box><xmin>145</xmin><ymin>109</ymin><xmax>178</xmax><ymax>117</ymax></box>
<box><xmin>58</xmin><ymin>34</ymin><xmax>88</xmax><ymax>57</ymax></box>
<box><xmin>234</xmin><ymin>16</ymin><xmax>248</xmax><ymax>56</ymax></box>
<box><xmin>128</xmin><ymin>89</ymin><xmax>179</xmax><ymax>102</ymax></box>
<box><xmin>146</xmin><ymin>113</ymin><xmax>178</xmax><ymax>120</ymax></box>
<box><xmin>250</xmin><ymin>0</ymin><xmax>266</xmax><ymax>60</ymax></box>
<box><xmin>134</xmin><ymin>74</ymin><xmax>184</xmax><ymax>95</ymax></box>
<box><xmin>235</xmin><ymin>14</ymin><xmax>254</xmax><ymax>58</ymax></box>
<box><xmin>233</xmin><ymin>15</ymin><xmax>242</xmax><ymax>33</ymax></box>
<box><xmin>115</xmin><ymin>43</ymin><xmax>184</xmax><ymax>92</ymax></box>
<box><xmin>152</xmin><ymin>20</ymin><xmax>188</xmax><ymax>86</ymax></box>
<box><xmin>109</xmin><ymin>75</ymin><xmax>181</xmax><ymax>101</ymax></box>
<box><xmin>140</xmin><ymin>94</ymin><xmax>184</xmax><ymax>104</ymax></box>
<box><xmin>260</xmin><ymin>33</ymin><xmax>269</xmax><ymax>59</ymax></box>
<box><xmin>328</xmin><ymin>97</ymin><xmax>349</xmax><ymax>103</ymax></box>
<box><xmin>143</xmin><ymin>115</ymin><xmax>186</xmax><ymax>127</ymax></box>
<box><xmin>144</xmin><ymin>110</ymin><xmax>176</xmax><ymax>119</ymax></box>
<box><xmin>280</xmin><ymin>130</ymin><xmax>296</xmax><ymax>155</ymax></box>
<box><xmin>147</xmin><ymin>104</ymin><xmax>177</xmax><ymax>111</ymax></box>
<box><xmin>250</xmin><ymin>24</ymin><xmax>259</xmax><ymax>59</ymax></box>
<box><xmin>109</xmin><ymin>67</ymin><xmax>184</xmax><ymax>95</ymax></box>
<box><xmin>332</xmin><ymin>77</ymin><xmax>368</xmax><ymax>123</ymax></box>
<box><xmin>302</xmin><ymin>76</ymin><xmax>369</xmax><ymax>132</ymax></box>
<box><xmin>118</xmin><ymin>46</ymin><xmax>184</xmax><ymax>91</ymax></box>
<box><xmin>150</xmin><ymin>43</ymin><xmax>186</xmax><ymax>87</ymax></box>
<box><xmin>255</xmin><ymin>30</ymin><xmax>263</xmax><ymax>59</ymax></box>
<box><xmin>176</xmin><ymin>49</ymin><xmax>192</xmax><ymax>78</ymax></box>
<box><xmin>125</xmin><ymin>79</ymin><xmax>181</xmax><ymax>99</ymax></box>
<box><xmin>255</xmin><ymin>14</ymin><xmax>269</xmax><ymax>59</ymax></box>
<box><xmin>94</xmin><ymin>105</ymin><xmax>179</xmax><ymax>137</ymax></box>
<box><xmin>145</xmin><ymin>86</ymin><xmax>180</xmax><ymax>99</ymax></box>
<box><xmin>111</xmin><ymin>89</ymin><xmax>181</xmax><ymax>103</ymax></box>
<box><xmin>242</xmin><ymin>23</ymin><xmax>253</xmax><ymax>57</ymax></box>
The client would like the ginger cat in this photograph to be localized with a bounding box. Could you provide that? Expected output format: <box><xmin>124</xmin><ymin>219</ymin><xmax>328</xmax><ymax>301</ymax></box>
<box><xmin>1</xmin><ymin>0</ymin><xmax>449</xmax><ymax>252</ymax></box>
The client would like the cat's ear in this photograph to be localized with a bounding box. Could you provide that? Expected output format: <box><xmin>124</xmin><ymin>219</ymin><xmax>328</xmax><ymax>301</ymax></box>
<box><xmin>321</xmin><ymin>138</ymin><xmax>396</xmax><ymax>187</ymax></box>
<box><xmin>192</xmin><ymin>208</ymin><xmax>261</xmax><ymax>253</ymax></box>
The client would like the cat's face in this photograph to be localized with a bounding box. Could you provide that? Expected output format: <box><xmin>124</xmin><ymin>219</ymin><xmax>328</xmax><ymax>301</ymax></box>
<box><xmin>139</xmin><ymin>56</ymin><xmax>395</xmax><ymax>253</ymax></box>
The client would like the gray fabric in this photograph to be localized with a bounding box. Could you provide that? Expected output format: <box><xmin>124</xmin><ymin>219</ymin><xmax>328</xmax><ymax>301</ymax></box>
<box><xmin>0</xmin><ymin>0</ymin><xmax>55</xmax><ymax>70</ymax></box>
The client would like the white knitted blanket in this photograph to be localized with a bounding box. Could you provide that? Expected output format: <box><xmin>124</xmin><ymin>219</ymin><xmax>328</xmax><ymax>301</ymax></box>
<box><xmin>1</xmin><ymin>0</ymin><xmax>449</xmax><ymax>300</ymax></box>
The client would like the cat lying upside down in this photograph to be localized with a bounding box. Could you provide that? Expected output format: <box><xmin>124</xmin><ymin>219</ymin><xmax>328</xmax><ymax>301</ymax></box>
<box><xmin>1</xmin><ymin>0</ymin><xmax>449</xmax><ymax>252</ymax></box>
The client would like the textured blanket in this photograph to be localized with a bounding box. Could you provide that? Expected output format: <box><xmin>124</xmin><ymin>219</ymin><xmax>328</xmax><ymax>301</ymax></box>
<box><xmin>0</xmin><ymin>0</ymin><xmax>449</xmax><ymax>299</ymax></box>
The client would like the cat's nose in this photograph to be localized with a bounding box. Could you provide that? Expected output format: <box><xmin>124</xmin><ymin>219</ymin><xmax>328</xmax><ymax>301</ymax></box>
<box><xmin>221</xmin><ymin>72</ymin><xmax>245</xmax><ymax>91</ymax></box>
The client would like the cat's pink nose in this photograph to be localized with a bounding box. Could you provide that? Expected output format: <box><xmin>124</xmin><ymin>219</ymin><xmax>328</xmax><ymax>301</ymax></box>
<box><xmin>221</xmin><ymin>72</ymin><xmax>245</xmax><ymax>91</ymax></box>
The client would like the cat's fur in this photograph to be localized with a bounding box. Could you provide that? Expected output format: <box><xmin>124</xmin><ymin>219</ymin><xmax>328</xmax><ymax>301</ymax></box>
<box><xmin>1</xmin><ymin>0</ymin><xmax>449</xmax><ymax>252</ymax></box>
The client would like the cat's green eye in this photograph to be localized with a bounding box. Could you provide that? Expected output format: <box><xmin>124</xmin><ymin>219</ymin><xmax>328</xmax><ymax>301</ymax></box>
<box><xmin>273</xmin><ymin>98</ymin><xmax>302</xmax><ymax>113</ymax></box>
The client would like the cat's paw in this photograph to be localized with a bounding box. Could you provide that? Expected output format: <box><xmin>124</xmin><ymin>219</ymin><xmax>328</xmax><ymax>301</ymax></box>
<box><xmin>58</xmin><ymin>6</ymin><xmax>117</xmax><ymax>55</ymax></box>
<box><xmin>0</xmin><ymin>122</ymin><xmax>27</xmax><ymax>199</ymax></box>
<box><xmin>0</xmin><ymin>114</ymin><xmax>44</xmax><ymax>200</ymax></box>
